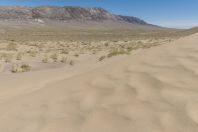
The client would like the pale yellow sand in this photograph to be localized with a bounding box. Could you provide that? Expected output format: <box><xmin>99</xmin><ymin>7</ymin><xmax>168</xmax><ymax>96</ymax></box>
<box><xmin>1</xmin><ymin>33</ymin><xmax>198</xmax><ymax>132</ymax></box>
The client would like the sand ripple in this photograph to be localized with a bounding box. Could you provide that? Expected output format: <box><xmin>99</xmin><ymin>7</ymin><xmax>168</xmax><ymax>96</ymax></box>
<box><xmin>1</xmin><ymin>33</ymin><xmax>198</xmax><ymax>131</ymax></box>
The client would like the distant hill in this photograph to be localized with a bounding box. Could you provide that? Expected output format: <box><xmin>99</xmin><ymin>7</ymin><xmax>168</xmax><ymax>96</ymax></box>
<box><xmin>0</xmin><ymin>6</ymin><xmax>151</xmax><ymax>26</ymax></box>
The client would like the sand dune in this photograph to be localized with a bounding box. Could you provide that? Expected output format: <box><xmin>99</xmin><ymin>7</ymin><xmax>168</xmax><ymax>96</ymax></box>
<box><xmin>1</xmin><ymin>33</ymin><xmax>198</xmax><ymax>132</ymax></box>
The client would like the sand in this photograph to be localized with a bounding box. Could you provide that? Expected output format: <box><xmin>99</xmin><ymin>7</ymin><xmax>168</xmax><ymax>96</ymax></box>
<box><xmin>1</xmin><ymin>33</ymin><xmax>198</xmax><ymax>132</ymax></box>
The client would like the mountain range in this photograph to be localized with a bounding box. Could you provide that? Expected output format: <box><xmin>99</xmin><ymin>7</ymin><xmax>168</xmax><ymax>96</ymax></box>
<box><xmin>0</xmin><ymin>6</ymin><xmax>151</xmax><ymax>26</ymax></box>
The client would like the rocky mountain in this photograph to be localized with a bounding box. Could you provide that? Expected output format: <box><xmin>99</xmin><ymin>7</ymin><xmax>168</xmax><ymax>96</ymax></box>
<box><xmin>0</xmin><ymin>6</ymin><xmax>150</xmax><ymax>26</ymax></box>
<box><xmin>116</xmin><ymin>15</ymin><xmax>148</xmax><ymax>25</ymax></box>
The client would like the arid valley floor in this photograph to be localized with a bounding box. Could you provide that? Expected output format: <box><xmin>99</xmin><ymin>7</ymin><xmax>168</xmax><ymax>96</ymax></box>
<box><xmin>0</xmin><ymin>21</ymin><xmax>198</xmax><ymax>132</ymax></box>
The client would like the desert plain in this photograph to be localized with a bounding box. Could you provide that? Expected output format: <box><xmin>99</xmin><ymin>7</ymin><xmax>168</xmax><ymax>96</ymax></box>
<box><xmin>0</xmin><ymin>18</ymin><xmax>198</xmax><ymax>132</ymax></box>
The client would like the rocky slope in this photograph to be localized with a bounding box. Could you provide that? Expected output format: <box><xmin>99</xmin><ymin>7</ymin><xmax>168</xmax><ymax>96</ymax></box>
<box><xmin>0</xmin><ymin>6</ymin><xmax>150</xmax><ymax>25</ymax></box>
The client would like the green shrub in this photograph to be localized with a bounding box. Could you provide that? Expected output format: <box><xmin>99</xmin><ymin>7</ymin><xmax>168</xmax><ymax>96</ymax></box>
<box><xmin>107</xmin><ymin>48</ymin><xmax>129</xmax><ymax>58</ymax></box>
<box><xmin>11</xmin><ymin>64</ymin><xmax>31</xmax><ymax>73</ymax></box>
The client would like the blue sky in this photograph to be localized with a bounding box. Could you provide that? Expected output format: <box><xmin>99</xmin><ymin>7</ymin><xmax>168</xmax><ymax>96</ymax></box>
<box><xmin>0</xmin><ymin>0</ymin><xmax>197</xmax><ymax>28</ymax></box>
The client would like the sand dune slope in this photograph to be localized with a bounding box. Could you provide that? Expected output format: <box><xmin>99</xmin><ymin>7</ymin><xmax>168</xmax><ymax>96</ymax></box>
<box><xmin>1</xmin><ymin>33</ymin><xmax>198</xmax><ymax>132</ymax></box>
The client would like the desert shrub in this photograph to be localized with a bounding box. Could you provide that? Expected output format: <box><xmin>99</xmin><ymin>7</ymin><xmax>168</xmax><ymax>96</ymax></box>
<box><xmin>6</xmin><ymin>43</ymin><xmax>17</xmax><ymax>51</ymax></box>
<box><xmin>60</xmin><ymin>57</ymin><xmax>67</xmax><ymax>63</ymax></box>
<box><xmin>137</xmin><ymin>41</ymin><xmax>143</xmax><ymax>45</ymax></box>
<box><xmin>16</xmin><ymin>53</ymin><xmax>22</xmax><ymax>60</ymax></box>
<box><xmin>0</xmin><ymin>53</ymin><xmax>5</xmax><ymax>60</ymax></box>
<box><xmin>4</xmin><ymin>54</ymin><xmax>13</xmax><ymax>63</ymax></box>
<box><xmin>104</xmin><ymin>42</ymin><xmax>109</xmax><ymax>47</ymax></box>
<box><xmin>69</xmin><ymin>60</ymin><xmax>74</xmax><ymax>66</ymax></box>
<box><xmin>37</xmin><ymin>44</ymin><xmax>44</xmax><ymax>51</ymax></box>
<box><xmin>61</xmin><ymin>49</ymin><xmax>69</xmax><ymax>54</ymax></box>
<box><xmin>42</xmin><ymin>56</ymin><xmax>49</xmax><ymax>63</ymax></box>
<box><xmin>99</xmin><ymin>55</ymin><xmax>106</xmax><ymax>61</ymax></box>
<box><xmin>11</xmin><ymin>64</ymin><xmax>19</xmax><ymax>73</ymax></box>
<box><xmin>11</xmin><ymin>64</ymin><xmax>31</xmax><ymax>73</ymax></box>
<box><xmin>50</xmin><ymin>53</ymin><xmax>58</xmax><ymax>62</ymax></box>
<box><xmin>20</xmin><ymin>64</ymin><xmax>31</xmax><ymax>72</ymax></box>
<box><xmin>74</xmin><ymin>53</ymin><xmax>79</xmax><ymax>57</ymax></box>
<box><xmin>107</xmin><ymin>48</ymin><xmax>129</xmax><ymax>58</ymax></box>
<box><xmin>27</xmin><ymin>50</ymin><xmax>37</xmax><ymax>57</ymax></box>
<box><xmin>126</xmin><ymin>46</ymin><xmax>134</xmax><ymax>52</ymax></box>
<box><xmin>92</xmin><ymin>50</ymin><xmax>97</xmax><ymax>55</ymax></box>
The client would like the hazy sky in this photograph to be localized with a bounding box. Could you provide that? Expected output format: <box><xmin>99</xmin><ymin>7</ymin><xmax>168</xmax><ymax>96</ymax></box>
<box><xmin>0</xmin><ymin>0</ymin><xmax>197</xmax><ymax>28</ymax></box>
